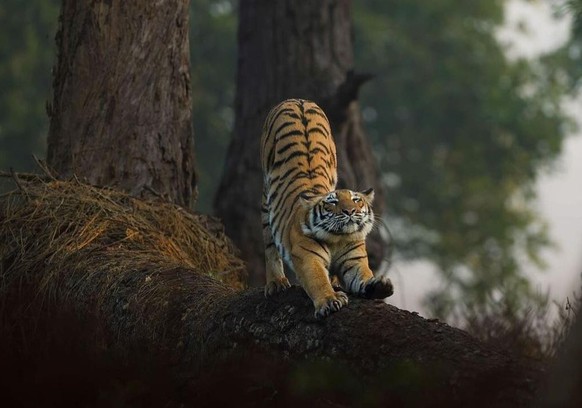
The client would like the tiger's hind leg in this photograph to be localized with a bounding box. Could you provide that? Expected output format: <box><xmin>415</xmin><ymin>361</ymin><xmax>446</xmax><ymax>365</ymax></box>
<box><xmin>262</xmin><ymin>195</ymin><xmax>290</xmax><ymax>297</ymax></box>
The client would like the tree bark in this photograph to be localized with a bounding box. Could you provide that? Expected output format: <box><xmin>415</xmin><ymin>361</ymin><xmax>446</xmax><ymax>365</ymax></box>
<box><xmin>47</xmin><ymin>0</ymin><xmax>196</xmax><ymax>207</ymax></box>
<box><xmin>215</xmin><ymin>0</ymin><xmax>386</xmax><ymax>286</ymax></box>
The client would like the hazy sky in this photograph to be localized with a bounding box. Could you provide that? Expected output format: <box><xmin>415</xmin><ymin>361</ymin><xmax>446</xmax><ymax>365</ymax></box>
<box><xmin>390</xmin><ymin>0</ymin><xmax>582</xmax><ymax>315</ymax></box>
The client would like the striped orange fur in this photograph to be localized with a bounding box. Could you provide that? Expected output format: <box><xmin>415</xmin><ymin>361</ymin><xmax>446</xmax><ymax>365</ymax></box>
<box><xmin>261</xmin><ymin>99</ymin><xmax>393</xmax><ymax>319</ymax></box>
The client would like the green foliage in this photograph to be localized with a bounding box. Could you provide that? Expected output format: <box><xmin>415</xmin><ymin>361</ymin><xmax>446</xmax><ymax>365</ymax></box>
<box><xmin>190</xmin><ymin>0</ymin><xmax>237</xmax><ymax>212</ymax></box>
<box><xmin>541</xmin><ymin>0</ymin><xmax>582</xmax><ymax>93</ymax></box>
<box><xmin>0</xmin><ymin>0</ymin><xmax>59</xmax><ymax>171</ymax></box>
<box><xmin>353</xmin><ymin>0</ymin><xmax>575</xmax><ymax>318</ymax></box>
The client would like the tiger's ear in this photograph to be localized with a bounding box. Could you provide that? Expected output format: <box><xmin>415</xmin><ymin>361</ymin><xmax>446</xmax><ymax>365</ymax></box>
<box><xmin>361</xmin><ymin>187</ymin><xmax>375</xmax><ymax>203</ymax></box>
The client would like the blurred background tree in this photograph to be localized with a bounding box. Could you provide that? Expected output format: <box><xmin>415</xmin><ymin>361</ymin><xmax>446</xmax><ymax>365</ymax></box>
<box><xmin>543</xmin><ymin>0</ymin><xmax>582</xmax><ymax>93</ymax></box>
<box><xmin>1</xmin><ymin>0</ymin><xmax>579</xmax><ymax>322</ymax></box>
<box><xmin>353</xmin><ymin>0</ymin><xmax>574</xmax><ymax>319</ymax></box>
<box><xmin>0</xmin><ymin>0</ymin><xmax>58</xmax><ymax>171</ymax></box>
<box><xmin>190</xmin><ymin>0</ymin><xmax>237</xmax><ymax>213</ymax></box>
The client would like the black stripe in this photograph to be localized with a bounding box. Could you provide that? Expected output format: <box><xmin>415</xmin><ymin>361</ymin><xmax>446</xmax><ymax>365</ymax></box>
<box><xmin>270</xmin><ymin>172</ymin><xmax>309</xmax><ymax>195</ymax></box>
<box><xmin>337</xmin><ymin>242</ymin><xmax>365</xmax><ymax>261</ymax></box>
<box><xmin>272</xmin><ymin>150</ymin><xmax>308</xmax><ymax>170</ymax></box>
<box><xmin>310</xmin><ymin>237</ymin><xmax>330</xmax><ymax>257</ymax></box>
<box><xmin>310</xmin><ymin>169</ymin><xmax>332</xmax><ymax>183</ymax></box>
<box><xmin>276</xmin><ymin>129</ymin><xmax>303</xmax><ymax>143</ymax></box>
<box><xmin>264</xmin><ymin>108</ymin><xmax>294</xmax><ymax>149</ymax></box>
<box><xmin>272</xmin><ymin>182</ymin><xmax>307</xmax><ymax>216</ymax></box>
<box><xmin>267</xmin><ymin>141</ymin><xmax>276</xmax><ymax>166</ymax></box>
<box><xmin>272</xmin><ymin>165</ymin><xmax>301</xmax><ymax>182</ymax></box>
<box><xmin>314</xmin><ymin>204</ymin><xmax>323</xmax><ymax>224</ymax></box>
<box><xmin>275</xmin><ymin>120</ymin><xmax>295</xmax><ymax>134</ymax></box>
<box><xmin>270</xmin><ymin>205</ymin><xmax>290</xmax><ymax>234</ymax></box>
<box><xmin>311</xmin><ymin>163</ymin><xmax>329</xmax><ymax>171</ymax></box>
<box><xmin>290</xmin><ymin>190</ymin><xmax>310</xmax><ymax>209</ymax></box>
<box><xmin>298</xmin><ymin>99</ymin><xmax>305</xmax><ymax>112</ymax></box>
<box><xmin>310</xmin><ymin>164</ymin><xmax>335</xmax><ymax>184</ymax></box>
<box><xmin>337</xmin><ymin>255</ymin><xmax>368</xmax><ymax>273</ymax></box>
<box><xmin>305</xmin><ymin>108</ymin><xmax>326</xmax><ymax>118</ymax></box>
<box><xmin>315</xmin><ymin>122</ymin><xmax>330</xmax><ymax>136</ymax></box>
<box><xmin>271</xmin><ymin>175</ymin><xmax>307</xmax><ymax>207</ymax></box>
<box><xmin>310</xmin><ymin>183</ymin><xmax>328</xmax><ymax>194</ymax></box>
<box><xmin>309</xmin><ymin>204</ymin><xmax>316</xmax><ymax>228</ymax></box>
<box><xmin>269</xmin><ymin>166</ymin><xmax>304</xmax><ymax>187</ymax></box>
<box><xmin>315</xmin><ymin>141</ymin><xmax>331</xmax><ymax>154</ymax></box>
<box><xmin>322</xmin><ymin>157</ymin><xmax>334</xmax><ymax>169</ymax></box>
<box><xmin>299</xmin><ymin>245</ymin><xmax>329</xmax><ymax>264</ymax></box>
<box><xmin>309</xmin><ymin>147</ymin><xmax>326</xmax><ymax>156</ymax></box>
<box><xmin>268</xmin><ymin>190</ymin><xmax>278</xmax><ymax>206</ymax></box>
<box><xmin>277</xmin><ymin>141</ymin><xmax>300</xmax><ymax>155</ymax></box>
<box><xmin>269</xmin><ymin>177</ymin><xmax>304</xmax><ymax>214</ymax></box>
<box><xmin>267</xmin><ymin>107</ymin><xmax>293</xmax><ymax>132</ymax></box>
<box><xmin>307</xmin><ymin>127</ymin><xmax>328</xmax><ymax>138</ymax></box>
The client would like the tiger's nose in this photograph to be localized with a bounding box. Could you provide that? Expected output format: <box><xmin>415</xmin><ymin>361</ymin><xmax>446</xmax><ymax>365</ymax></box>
<box><xmin>342</xmin><ymin>208</ymin><xmax>356</xmax><ymax>215</ymax></box>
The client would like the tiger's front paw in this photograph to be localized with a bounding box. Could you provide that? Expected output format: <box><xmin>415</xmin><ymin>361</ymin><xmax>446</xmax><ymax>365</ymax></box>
<box><xmin>314</xmin><ymin>291</ymin><xmax>349</xmax><ymax>319</ymax></box>
<box><xmin>264</xmin><ymin>276</ymin><xmax>291</xmax><ymax>297</ymax></box>
<box><xmin>363</xmin><ymin>276</ymin><xmax>394</xmax><ymax>299</ymax></box>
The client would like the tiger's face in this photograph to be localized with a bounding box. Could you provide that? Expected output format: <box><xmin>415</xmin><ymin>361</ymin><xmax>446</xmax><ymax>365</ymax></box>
<box><xmin>301</xmin><ymin>188</ymin><xmax>375</xmax><ymax>241</ymax></box>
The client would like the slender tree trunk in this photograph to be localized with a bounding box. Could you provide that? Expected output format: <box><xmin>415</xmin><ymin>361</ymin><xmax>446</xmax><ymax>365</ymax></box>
<box><xmin>215</xmin><ymin>0</ymin><xmax>386</xmax><ymax>286</ymax></box>
<box><xmin>47</xmin><ymin>0</ymin><xmax>196</xmax><ymax>207</ymax></box>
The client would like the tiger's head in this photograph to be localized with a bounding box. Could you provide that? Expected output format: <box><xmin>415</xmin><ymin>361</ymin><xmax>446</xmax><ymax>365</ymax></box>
<box><xmin>300</xmin><ymin>188</ymin><xmax>375</xmax><ymax>242</ymax></box>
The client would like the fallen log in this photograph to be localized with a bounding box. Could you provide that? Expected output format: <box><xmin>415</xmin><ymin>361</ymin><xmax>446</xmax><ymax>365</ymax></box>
<box><xmin>0</xmin><ymin>177</ymin><xmax>542</xmax><ymax>407</ymax></box>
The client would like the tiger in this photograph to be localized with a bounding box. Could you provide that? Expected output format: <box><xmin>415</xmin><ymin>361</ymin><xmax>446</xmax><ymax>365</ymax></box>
<box><xmin>260</xmin><ymin>98</ymin><xmax>393</xmax><ymax>319</ymax></box>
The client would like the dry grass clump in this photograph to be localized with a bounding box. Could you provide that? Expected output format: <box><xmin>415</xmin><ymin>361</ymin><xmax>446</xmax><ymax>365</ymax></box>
<box><xmin>0</xmin><ymin>175</ymin><xmax>245</xmax><ymax>287</ymax></box>
<box><xmin>0</xmin><ymin>175</ymin><xmax>246</xmax><ymax>340</ymax></box>
<box><xmin>0</xmin><ymin>174</ymin><xmax>247</xmax><ymax>405</ymax></box>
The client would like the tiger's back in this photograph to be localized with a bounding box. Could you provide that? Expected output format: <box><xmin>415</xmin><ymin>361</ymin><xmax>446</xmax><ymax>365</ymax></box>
<box><xmin>261</xmin><ymin>98</ymin><xmax>337</xmax><ymax>247</ymax></box>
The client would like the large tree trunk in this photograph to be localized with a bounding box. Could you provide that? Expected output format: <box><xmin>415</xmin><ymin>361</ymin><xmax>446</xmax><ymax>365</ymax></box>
<box><xmin>47</xmin><ymin>0</ymin><xmax>196</xmax><ymax>207</ymax></box>
<box><xmin>215</xmin><ymin>0</ymin><xmax>386</xmax><ymax>286</ymax></box>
